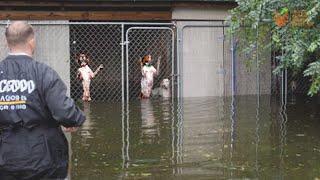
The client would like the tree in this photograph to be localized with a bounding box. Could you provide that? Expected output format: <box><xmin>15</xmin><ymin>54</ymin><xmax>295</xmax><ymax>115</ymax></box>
<box><xmin>228</xmin><ymin>0</ymin><xmax>320</xmax><ymax>95</ymax></box>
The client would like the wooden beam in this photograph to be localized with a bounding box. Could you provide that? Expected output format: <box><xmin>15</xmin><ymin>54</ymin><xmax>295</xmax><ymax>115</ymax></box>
<box><xmin>0</xmin><ymin>11</ymin><xmax>172</xmax><ymax>20</ymax></box>
<box><xmin>172</xmin><ymin>2</ymin><xmax>237</xmax><ymax>9</ymax></box>
<box><xmin>0</xmin><ymin>1</ymin><xmax>172</xmax><ymax>8</ymax></box>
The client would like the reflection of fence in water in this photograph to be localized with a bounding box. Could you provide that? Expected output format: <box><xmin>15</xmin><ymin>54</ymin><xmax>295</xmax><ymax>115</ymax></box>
<box><xmin>78</xmin><ymin>102</ymin><xmax>94</xmax><ymax>146</ymax></box>
<box><xmin>140</xmin><ymin>100</ymin><xmax>160</xmax><ymax>144</ymax></box>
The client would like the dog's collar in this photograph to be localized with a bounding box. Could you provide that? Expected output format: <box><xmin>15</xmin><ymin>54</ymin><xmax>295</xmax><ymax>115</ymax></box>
<box><xmin>143</xmin><ymin>63</ymin><xmax>152</xmax><ymax>67</ymax></box>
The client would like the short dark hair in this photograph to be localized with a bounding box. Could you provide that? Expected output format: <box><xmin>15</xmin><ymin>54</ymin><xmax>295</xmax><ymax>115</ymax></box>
<box><xmin>5</xmin><ymin>21</ymin><xmax>34</xmax><ymax>46</ymax></box>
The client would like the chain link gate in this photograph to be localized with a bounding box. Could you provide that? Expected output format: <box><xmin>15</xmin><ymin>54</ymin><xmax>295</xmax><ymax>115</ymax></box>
<box><xmin>0</xmin><ymin>22</ymin><xmax>176</xmax><ymax>102</ymax></box>
<box><xmin>70</xmin><ymin>24</ymin><xmax>122</xmax><ymax>102</ymax></box>
<box><xmin>126</xmin><ymin>27</ymin><xmax>175</xmax><ymax>101</ymax></box>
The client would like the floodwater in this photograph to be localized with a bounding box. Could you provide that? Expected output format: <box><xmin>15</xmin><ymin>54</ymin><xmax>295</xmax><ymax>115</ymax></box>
<box><xmin>69</xmin><ymin>95</ymin><xmax>320</xmax><ymax>179</ymax></box>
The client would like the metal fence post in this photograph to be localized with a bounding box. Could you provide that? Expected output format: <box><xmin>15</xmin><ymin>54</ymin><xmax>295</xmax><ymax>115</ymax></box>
<box><xmin>231</xmin><ymin>34</ymin><xmax>237</xmax><ymax>97</ymax></box>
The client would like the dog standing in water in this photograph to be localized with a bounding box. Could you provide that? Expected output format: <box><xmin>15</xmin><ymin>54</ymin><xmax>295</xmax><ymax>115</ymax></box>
<box><xmin>140</xmin><ymin>54</ymin><xmax>160</xmax><ymax>98</ymax></box>
<box><xmin>152</xmin><ymin>78</ymin><xmax>171</xmax><ymax>98</ymax></box>
<box><xmin>77</xmin><ymin>53</ymin><xmax>103</xmax><ymax>101</ymax></box>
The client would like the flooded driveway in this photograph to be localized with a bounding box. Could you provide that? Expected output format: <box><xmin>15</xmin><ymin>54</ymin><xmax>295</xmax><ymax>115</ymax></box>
<box><xmin>70</xmin><ymin>95</ymin><xmax>320</xmax><ymax>179</ymax></box>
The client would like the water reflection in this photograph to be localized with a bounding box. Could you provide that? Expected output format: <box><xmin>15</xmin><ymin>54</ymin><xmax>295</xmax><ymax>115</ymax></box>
<box><xmin>255</xmin><ymin>95</ymin><xmax>260</xmax><ymax>177</ymax></box>
<box><xmin>230</xmin><ymin>94</ymin><xmax>236</xmax><ymax>153</ymax></box>
<box><xmin>79</xmin><ymin>102</ymin><xmax>94</xmax><ymax>146</ymax></box>
<box><xmin>70</xmin><ymin>95</ymin><xmax>320</xmax><ymax>179</ymax></box>
<box><xmin>229</xmin><ymin>95</ymin><xmax>236</xmax><ymax>178</ymax></box>
<box><xmin>279</xmin><ymin>102</ymin><xmax>288</xmax><ymax>179</ymax></box>
<box><xmin>174</xmin><ymin>97</ymin><xmax>184</xmax><ymax>174</ymax></box>
<box><xmin>140</xmin><ymin>99</ymin><xmax>160</xmax><ymax>144</ymax></box>
<box><xmin>178</xmin><ymin>97</ymin><xmax>226</xmax><ymax>176</ymax></box>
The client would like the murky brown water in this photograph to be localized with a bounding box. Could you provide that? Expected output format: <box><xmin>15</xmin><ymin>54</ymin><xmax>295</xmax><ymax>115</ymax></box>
<box><xmin>69</xmin><ymin>95</ymin><xmax>320</xmax><ymax>179</ymax></box>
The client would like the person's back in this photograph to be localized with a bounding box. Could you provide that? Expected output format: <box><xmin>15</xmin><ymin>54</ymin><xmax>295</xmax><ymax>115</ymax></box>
<box><xmin>0</xmin><ymin>21</ymin><xmax>85</xmax><ymax>179</ymax></box>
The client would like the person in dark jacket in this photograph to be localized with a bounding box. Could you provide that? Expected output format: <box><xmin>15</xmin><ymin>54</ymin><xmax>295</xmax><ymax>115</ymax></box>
<box><xmin>0</xmin><ymin>21</ymin><xmax>86</xmax><ymax>179</ymax></box>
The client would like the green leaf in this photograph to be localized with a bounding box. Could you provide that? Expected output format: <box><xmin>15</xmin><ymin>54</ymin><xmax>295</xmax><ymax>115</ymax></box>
<box><xmin>280</xmin><ymin>7</ymin><xmax>289</xmax><ymax>15</ymax></box>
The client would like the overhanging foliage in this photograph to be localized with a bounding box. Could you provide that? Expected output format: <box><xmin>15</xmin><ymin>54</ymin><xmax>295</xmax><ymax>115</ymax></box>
<box><xmin>228</xmin><ymin>0</ymin><xmax>320</xmax><ymax>95</ymax></box>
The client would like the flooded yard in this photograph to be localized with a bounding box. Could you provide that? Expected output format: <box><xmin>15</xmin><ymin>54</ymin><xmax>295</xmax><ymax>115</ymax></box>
<box><xmin>70</xmin><ymin>95</ymin><xmax>320</xmax><ymax>179</ymax></box>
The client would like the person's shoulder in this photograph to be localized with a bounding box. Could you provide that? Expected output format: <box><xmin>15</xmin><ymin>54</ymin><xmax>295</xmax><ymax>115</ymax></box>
<box><xmin>0</xmin><ymin>58</ymin><xmax>6</xmax><ymax>66</ymax></box>
<box><xmin>34</xmin><ymin>61</ymin><xmax>53</xmax><ymax>70</ymax></box>
<box><xmin>0</xmin><ymin>56</ymin><xmax>8</xmax><ymax>62</ymax></box>
<box><xmin>33</xmin><ymin>61</ymin><xmax>58</xmax><ymax>76</ymax></box>
<box><xmin>0</xmin><ymin>60</ymin><xmax>6</xmax><ymax>70</ymax></box>
<box><xmin>0</xmin><ymin>56</ymin><xmax>14</xmax><ymax>65</ymax></box>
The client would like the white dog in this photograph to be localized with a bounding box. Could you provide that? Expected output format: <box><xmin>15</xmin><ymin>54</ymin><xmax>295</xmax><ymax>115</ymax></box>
<box><xmin>152</xmin><ymin>78</ymin><xmax>171</xmax><ymax>98</ymax></box>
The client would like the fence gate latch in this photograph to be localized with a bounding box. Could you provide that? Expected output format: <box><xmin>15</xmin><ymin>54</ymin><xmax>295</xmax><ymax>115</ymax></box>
<box><xmin>120</xmin><ymin>41</ymin><xmax>129</xmax><ymax>45</ymax></box>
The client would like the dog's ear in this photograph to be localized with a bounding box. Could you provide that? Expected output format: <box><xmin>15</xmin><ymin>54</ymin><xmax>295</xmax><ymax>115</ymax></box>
<box><xmin>84</xmin><ymin>54</ymin><xmax>91</xmax><ymax>65</ymax></box>
<box><xmin>75</xmin><ymin>53</ymin><xmax>82</xmax><ymax>66</ymax></box>
<box><xmin>138</xmin><ymin>57</ymin><xmax>143</xmax><ymax>65</ymax></box>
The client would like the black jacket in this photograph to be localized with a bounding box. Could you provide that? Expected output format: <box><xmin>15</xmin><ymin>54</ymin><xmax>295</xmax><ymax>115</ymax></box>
<box><xmin>0</xmin><ymin>55</ymin><xmax>85</xmax><ymax>179</ymax></box>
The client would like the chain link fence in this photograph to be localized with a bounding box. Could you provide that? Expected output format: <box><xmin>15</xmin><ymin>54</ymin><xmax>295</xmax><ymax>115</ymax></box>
<box><xmin>271</xmin><ymin>51</ymin><xmax>280</xmax><ymax>95</ymax></box>
<box><xmin>126</xmin><ymin>27</ymin><xmax>174</xmax><ymax>100</ymax></box>
<box><xmin>1</xmin><ymin>22</ymin><xmax>176</xmax><ymax>102</ymax></box>
<box><xmin>286</xmin><ymin>68</ymin><xmax>311</xmax><ymax>95</ymax></box>
<box><xmin>1</xmin><ymin>21</ymin><xmax>274</xmax><ymax>101</ymax></box>
<box><xmin>70</xmin><ymin>24</ymin><xmax>122</xmax><ymax>102</ymax></box>
<box><xmin>271</xmin><ymin>50</ymin><xmax>311</xmax><ymax>98</ymax></box>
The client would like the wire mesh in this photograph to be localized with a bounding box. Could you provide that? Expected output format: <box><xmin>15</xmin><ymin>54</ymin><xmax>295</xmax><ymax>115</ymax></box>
<box><xmin>271</xmin><ymin>51</ymin><xmax>311</xmax><ymax>96</ymax></box>
<box><xmin>127</xmin><ymin>28</ymin><xmax>174</xmax><ymax>100</ymax></box>
<box><xmin>286</xmin><ymin>69</ymin><xmax>311</xmax><ymax>95</ymax></box>
<box><xmin>70</xmin><ymin>24</ymin><xmax>122</xmax><ymax>102</ymax></box>
<box><xmin>271</xmin><ymin>51</ymin><xmax>281</xmax><ymax>95</ymax></box>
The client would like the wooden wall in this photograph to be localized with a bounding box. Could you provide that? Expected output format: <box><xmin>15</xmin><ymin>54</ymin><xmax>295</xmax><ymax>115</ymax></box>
<box><xmin>0</xmin><ymin>1</ymin><xmax>236</xmax><ymax>20</ymax></box>
<box><xmin>0</xmin><ymin>11</ymin><xmax>171</xmax><ymax>21</ymax></box>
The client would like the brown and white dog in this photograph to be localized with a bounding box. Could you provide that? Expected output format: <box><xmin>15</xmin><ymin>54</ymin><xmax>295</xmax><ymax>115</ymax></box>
<box><xmin>76</xmin><ymin>53</ymin><xmax>103</xmax><ymax>101</ymax></box>
<box><xmin>140</xmin><ymin>54</ymin><xmax>160</xmax><ymax>99</ymax></box>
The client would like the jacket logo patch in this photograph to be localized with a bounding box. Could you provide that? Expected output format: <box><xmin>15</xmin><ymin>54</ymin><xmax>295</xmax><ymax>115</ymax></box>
<box><xmin>0</xmin><ymin>79</ymin><xmax>35</xmax><ymax>111</ymax></box>
<box><xmin>0</xmin><ymin>95</ymin><xmax>27</xmax><ymax>111</ymax></box>
<box><xmin>0</xmin><ymin>79</ymin><xmax>35</xmax><ymax>93</ymax></box>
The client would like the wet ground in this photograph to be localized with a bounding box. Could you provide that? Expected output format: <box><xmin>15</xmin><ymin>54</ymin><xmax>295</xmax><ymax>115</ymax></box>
<box><xmin>69</xmin><ymin>95</ymin><xmax>320</xmax><ymax>179</ymax></box>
